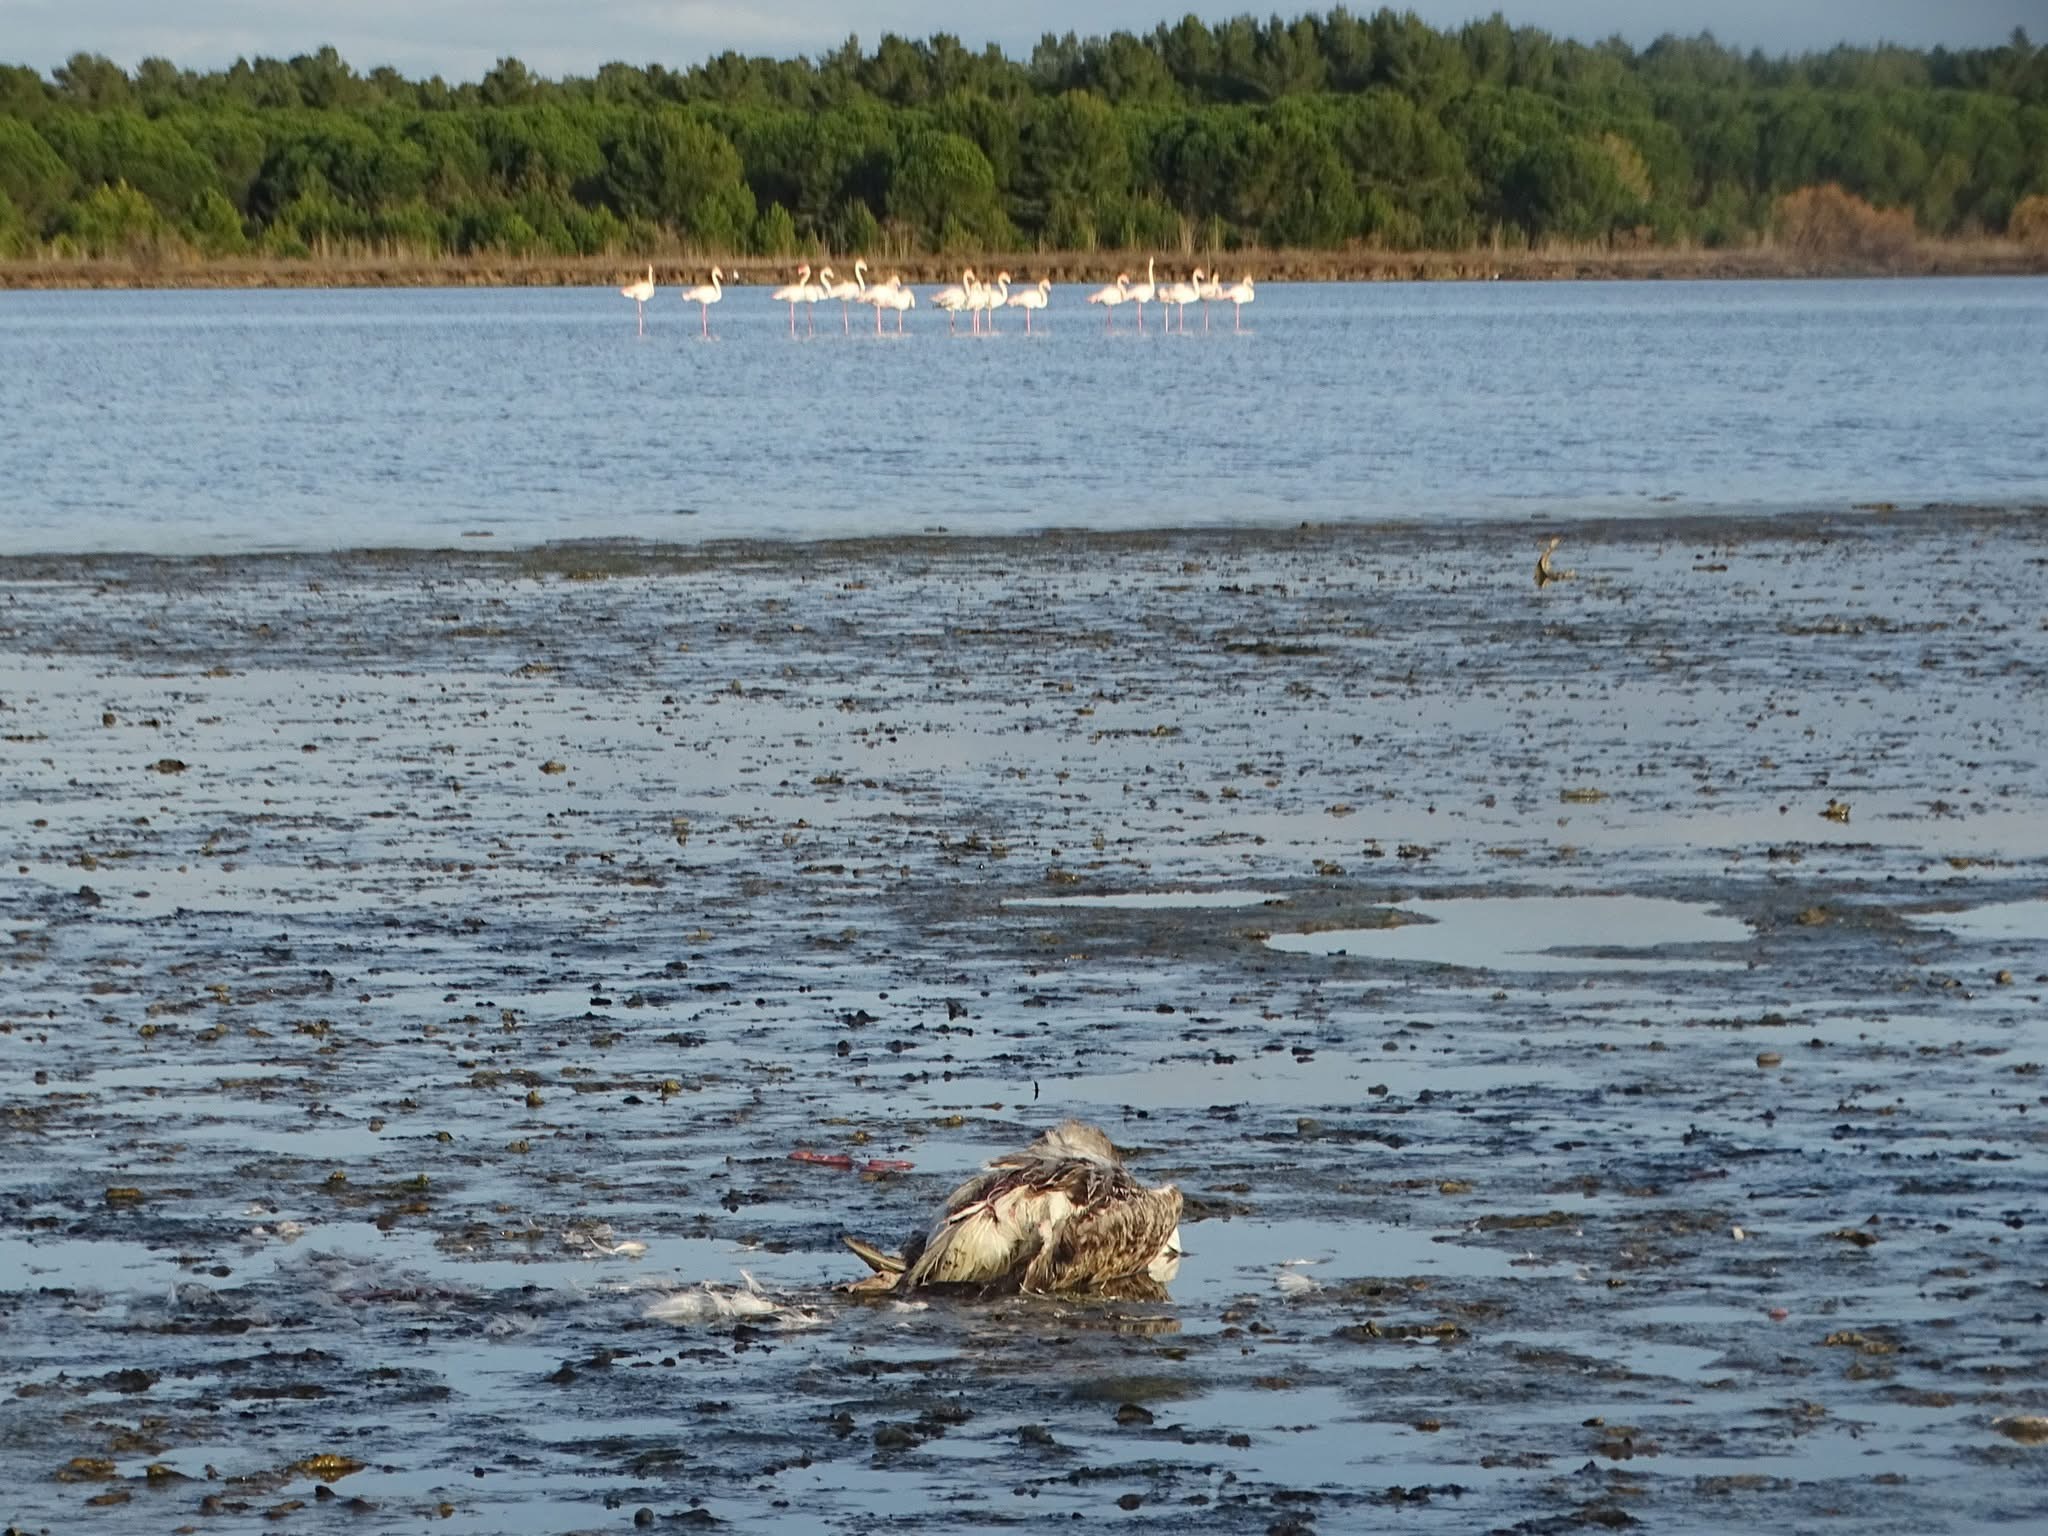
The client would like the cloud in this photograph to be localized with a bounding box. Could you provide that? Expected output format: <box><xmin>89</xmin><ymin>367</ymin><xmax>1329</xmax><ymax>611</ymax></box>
<box><xmin>2</xmin><ymin>0</ymin><xmax>2034</xmax><ymax>78</ymax></box>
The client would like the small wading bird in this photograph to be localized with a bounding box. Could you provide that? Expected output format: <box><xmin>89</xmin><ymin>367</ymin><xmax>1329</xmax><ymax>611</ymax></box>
<box><xmin>620</xmin><ymin>264</ymin><xmax>655</xmax><ymax>334</ymax></box>
<box><xmin>1007</xmin><ymin>276</ymin><xmax>1052</xmax><ymax>333</ymax></box>
<box><xmin>843</xmin><ymin>1120</ymin><xmax>1184</xmax><ymax>1300</ymax></box>
<box><xmin>770</xmin><ymin>263</ymin><xmax>824</xmax><ymax>336</ymax></box>
<box><xmin>1535</xmin><ymin>535</ymin><xmax>1576</xmax><ymax>587</ymax></box>
<box><xmin>679</xmin><ymin>267</ymin><xmax>723</xmax><ymax>337</ymax></box>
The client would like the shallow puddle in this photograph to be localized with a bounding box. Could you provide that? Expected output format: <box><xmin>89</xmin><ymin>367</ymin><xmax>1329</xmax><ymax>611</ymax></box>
<box><xmin>1915</xmin><ymin>897</ymin><xmax>2048</xmax><ymax>942</ymax></box>
<box><xmin>1007</xmin><ymin>890</ymin><xmax>1289</xmax><ymax>909</ymax></box>
<box><xmin>1265</xmin><ymin>894</ymin><xmax>1752</xmax><ymax>971</ymax></box>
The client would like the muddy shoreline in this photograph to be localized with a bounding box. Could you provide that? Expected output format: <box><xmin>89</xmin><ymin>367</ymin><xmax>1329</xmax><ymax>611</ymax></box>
<box><xmin>3</xmin><ymin>511</ymin><xmax>2046</xmax><ymax>1532</ymax></box>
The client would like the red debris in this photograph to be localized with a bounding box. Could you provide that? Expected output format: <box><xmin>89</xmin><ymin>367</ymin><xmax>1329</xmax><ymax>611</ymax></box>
<box><xmin>788</xmin><ymin>1149</ymin><xmax>854</xmax><ymax>1169</ymax></box>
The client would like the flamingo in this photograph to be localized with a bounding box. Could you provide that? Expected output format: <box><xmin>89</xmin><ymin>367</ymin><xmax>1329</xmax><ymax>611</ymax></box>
<box><xmin>1006</xmin><ymin>276</ymin><xmax>1051</xmax><ymax>334</ymax></box>
<box><xmin>770</xmin><ymin>263</ymin><xmax>824</xmax><ymax>337</ymax></box>
<box><xmin>1196</xmin><ymin>269</ymin><xmax>1223</xmax><ymax>331</ymax></box>
<box><xmin>856</xmin><ymin>273</ymin><xmax>893</xmax><ymax>334</ymax></box>
<box><xmin>620</xmin><ymin>264</ymin><xmax>655</xmax><ymax>335</ymax></box>
<box><xmin>971</xmin><ymin>271</ymin><xmax>1011</xmax><ymax>335</ymax></box>
<box><xmin>1128</xmin><ymin>256</ymin><xmax>1157</xmax><ymax>334</ymax></box>
<box><xmin>818</xmin><ymin>260</ymin><xmax>867</xmax><ymax>333</ymax></box>
<box><xmin>679</xmin><ymin>267</ymin><xmax>723</xmax><ymax>338</ymax></box>
<box><xmin>931</xmin><ymin>268</ymin><xmax>976</xmax><ymax>335</ymax></box>
<box><xmin>1163</xmin><ymin>268</ymin><xmax>1202</xmax><ymax>333</ymax></box>
<box><xmin>873</xmin><ymin>278</ymin><xmax>914</xmax><ymax>334</ymax></box>
<box><xmin>1223</xmin><ymin>274</ymin><xmax>1255</xmax><ymax>332</ymax></box>
<box><xmin>1086</xmin><ymin>272</ymin><xmax>1131</xmax><ymax>331</ymax></box>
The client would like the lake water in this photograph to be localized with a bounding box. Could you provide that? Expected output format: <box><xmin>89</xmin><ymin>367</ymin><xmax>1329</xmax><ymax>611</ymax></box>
<box><xmin>2</xmin><ymin>276</ymin><xmax>2045</xmax><ymax>554</ymax></box>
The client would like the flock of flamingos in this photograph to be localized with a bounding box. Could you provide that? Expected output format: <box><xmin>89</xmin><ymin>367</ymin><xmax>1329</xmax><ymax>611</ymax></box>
<box><xmin>618</xmin><ymin>256</ymin><xmax>1256</xmax><ymax>337</ymax></box>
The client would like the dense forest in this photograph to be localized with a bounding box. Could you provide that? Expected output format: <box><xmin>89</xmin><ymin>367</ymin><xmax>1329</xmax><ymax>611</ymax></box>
<box><xmin>2</xmin><ymin>9</ymin><xmax>2046</xmax><ymax>264</ymax></box>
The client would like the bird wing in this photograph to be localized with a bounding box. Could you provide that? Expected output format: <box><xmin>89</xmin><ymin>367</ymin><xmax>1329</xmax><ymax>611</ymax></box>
<box><xmin>1023</xmin><ymin>1181</ymin><xmax>1182</xmax><ymax>1295</ymax></box>
<box><xmin>841</xmin><ymin>1235</ymin><xmax>906</xmax><ymax>1275</ymax></box>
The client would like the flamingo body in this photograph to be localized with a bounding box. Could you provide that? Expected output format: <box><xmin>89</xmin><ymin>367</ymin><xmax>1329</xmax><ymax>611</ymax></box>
<box><xmin>1007</xmin><ymin>277</ymin><xmax>1051</xmax><ymax>334</ymax></box>
<box><xmin>1086</xmin><ymin>273</ymin><xmax>1131</xmax><ymax>331</ymax></box>
<box><xmin>819</xmin><ymin>260</ymin><xmax>867</xmax><ymax>333</ymax></box>
<box><xmin>1163</xmin><ymin>269</ymin><xmax>1202</xmax><ymax>333</ymax></box>
<box><xmin>1128</xmin><ymin>257</ymin><xmax>1157</xmax><ymax>333</ymax></box>
<box><xmin>770</xmin><ymin>264</ymin><xmax>825</xmax><ymax>336</ymax></box>
<box><xmin>679</xmin><ymin>267</ymin><xmax>723</xmax><ymax>337</ymax></box>
<box><xmin>620</xmin><ymin>264</ymin><xmax>655</xmax><ymax>334</ymax></box>
<box><xmin>1223</xmin><ymin>274</ymin><xmax>1256</xmax><ymax>331</ymax></box>
<box><xmin>931</xmin><ymin>268</ymin><xmax>976</xmax><ymax>334</ymax></box>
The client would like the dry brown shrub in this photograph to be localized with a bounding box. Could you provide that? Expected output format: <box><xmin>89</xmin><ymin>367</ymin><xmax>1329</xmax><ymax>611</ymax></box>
<box><xmin>2011</xmin><ymin>194</ymin><xmax>2048</xmax><ymax>251</ymax></box>
<box><xmin>1772</xmin><ymin>183</ymin><xmax>1917</xmax><ymax>269</ymax></box>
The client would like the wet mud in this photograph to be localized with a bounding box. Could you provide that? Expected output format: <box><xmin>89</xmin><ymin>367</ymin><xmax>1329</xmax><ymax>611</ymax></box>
<box><xmin>3</xmin><ymin>507</ymin><xmax>2046</xmax><ymax>1533</ymax></box>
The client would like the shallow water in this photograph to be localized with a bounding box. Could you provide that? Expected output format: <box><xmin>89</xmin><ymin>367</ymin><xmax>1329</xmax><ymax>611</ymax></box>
<box><xmin>1265</xmin><ymin>894</ymin><xmax>1753</xmax><ymax>971</ymax></box>
<box><xmin>3</xmin><ymin>278</ymin><xmax>2047</xmax><ymax>553</ymax></box>
<box><xmin>4</xmin><ymin>512</ymin><xmax>2047</xmax><ymax>1531</ymax></box>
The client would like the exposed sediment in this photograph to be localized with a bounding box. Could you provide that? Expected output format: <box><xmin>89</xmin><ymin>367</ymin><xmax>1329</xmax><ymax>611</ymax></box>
<box><xmin>3</xmin><ymin>509</ymin><xmax>2045</xmax><ymax>1532</ymax></box>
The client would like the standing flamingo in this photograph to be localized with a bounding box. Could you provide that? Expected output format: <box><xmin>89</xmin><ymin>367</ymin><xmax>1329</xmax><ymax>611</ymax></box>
<box><xmin>872</xmin><ymin>278</ymin><xmax>915</xmax><ymax>333</ymax></box>
<box><xmin>679</xmin><ymin>267</ymin><xmax>723</xmax><ymax>338</ymax></box>
<box><xmin>1128</xmin><ymin>256</ymin><xmax>1157</xmax><ymax>334</ymax></box>
<box><xmin>770</xmin><ymin>264</ymin><xmax>824</xmax><ymax>337</ymax></box>
<box><xmin>620</xmin><ymin>264</ymin><xmax>655</xmax><ymax>335</ymax></box>
<box><xmin>1163</xmin><ymin>269</ymin><xmax>1202</xmax><ymax>333</ymax></box>
<box><xmin>818</xmin><ymin>260</ymin><xmax>867</xmax><ymax>333</ymax></box>
<box><xmin>1223</xmin><ymin>274</ymin><xmax>1255</xmax><ymax>332</ymax></box>
<box><xmin>857</xmin><ymin>273</ymin><xmax>893</xmax><ymax>334</ymax></box>
<box><xmin>1086</xmin><ymin>273</ymin><xmax>1131</xmax><ymax>331</ymax></box>
<box><xmin>1007</xmin><ymin>277</ymin><xmax>1051</xmax><ymax>334</ymax></box>
<box><xmin>931</xmin><ymin>268</ymin><xmax>976</xmax><ymax>335</ymax></box>
<box><xmin>1196</xmin><ymin>269</ymin><xmax>1223</xmax><ymax>331</ymax></box>
<box><xmin>971</xmin><ymin>271</ymin><xmax>1011</xmax><ymax>335</ymax></box>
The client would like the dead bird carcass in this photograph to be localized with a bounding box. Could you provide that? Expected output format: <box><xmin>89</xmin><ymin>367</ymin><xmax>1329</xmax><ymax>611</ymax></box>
<box><xmin>843</xmin><ymin>1121</ymin><xmax>1183</xmax><ymax>1301</ymax></box>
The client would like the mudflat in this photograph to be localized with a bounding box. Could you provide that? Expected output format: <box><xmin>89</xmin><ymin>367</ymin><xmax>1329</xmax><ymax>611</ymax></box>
<box><xmin>3</xmin><ymin>507</ymin><xmax>2045</xmax><ymax>1531</ymax></box>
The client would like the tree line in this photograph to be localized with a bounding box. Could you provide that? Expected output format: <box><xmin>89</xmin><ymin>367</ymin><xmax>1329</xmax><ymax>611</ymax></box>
<box><xmin>2</xmin><ymin>10</ymin><xmax>2044</xmax><ymax>263</ymax></box>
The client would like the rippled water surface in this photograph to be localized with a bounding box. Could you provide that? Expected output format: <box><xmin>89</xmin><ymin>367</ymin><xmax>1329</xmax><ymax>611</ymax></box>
<box><xmin>3</xmin><ymin>276</ymin><xmax>2045</xmax><ymax>553</ymax></box>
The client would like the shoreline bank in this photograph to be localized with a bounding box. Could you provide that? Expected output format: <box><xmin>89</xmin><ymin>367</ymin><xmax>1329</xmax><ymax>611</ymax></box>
<box><xmin>4</xmin><ymin>501</ymin><xmax>2041</xmax><ymax>574</ymax></box>
<box><xmin>5</xmin><ymin>241</ymin><xmax>2045</xmax><ymax>291</ymax></box>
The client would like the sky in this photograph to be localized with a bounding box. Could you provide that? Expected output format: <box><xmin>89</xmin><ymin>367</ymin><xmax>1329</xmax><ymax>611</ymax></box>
<box><xmin>2</xmin><ymin>0</ymin><xmax>2041</xmax><ymax>80</ymax></box>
